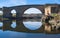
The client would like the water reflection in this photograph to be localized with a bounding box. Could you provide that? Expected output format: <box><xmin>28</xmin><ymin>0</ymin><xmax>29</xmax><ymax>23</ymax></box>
<box><xmin>16</xmin><ymin>20</ymin><xmax>44</xmax><ymax>33</ymax></box>
<box><xmin>0</xmin><ymin>19</ymin><xmax>60</xmax><ymax>34</ymax></box>
<box><xmin>11</xmin><ymin>22</ymin><xmax>16</xmax><ymax>28</ymax></box>
<box><xmin>23</xmin><ymin>21</ymin><xmax>42</xmax><ymax>30</ymax></box>
<box><xmin>0</xmin><ymin>22</ymin><xmax>3</xmax><ymax>27</ymax></box>
<box><xmin>0</xmin><ymin>19</ymin><xmax>60</xmax><ymax>38</ymax></box>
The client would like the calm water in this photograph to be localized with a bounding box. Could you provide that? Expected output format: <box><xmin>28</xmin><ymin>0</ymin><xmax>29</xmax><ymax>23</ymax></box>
<box><xmin>0</xmin><ymin>19</ymin><xmax>60</xmax><ymax>38</ymax></box>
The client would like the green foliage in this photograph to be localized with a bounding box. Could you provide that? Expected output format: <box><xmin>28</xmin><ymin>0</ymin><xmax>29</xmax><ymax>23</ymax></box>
<box><xmin>3</xmin><ymin>18</ymin><xmax>9</xmax><ymax>20</ymax></box>
<box><xmin>51</xmin><ymin>13</ymin><xmax>58</xmax><ymax>17</ymax></box>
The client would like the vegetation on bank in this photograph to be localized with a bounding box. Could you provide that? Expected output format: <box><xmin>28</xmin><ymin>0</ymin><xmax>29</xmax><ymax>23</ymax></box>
<box><xmin>42</xmin><ymin>13</ymin><xmax>60</xmax><ymax>27</ymax></box>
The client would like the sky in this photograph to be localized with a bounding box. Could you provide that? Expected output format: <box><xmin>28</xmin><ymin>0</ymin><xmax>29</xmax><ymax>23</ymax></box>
<box><xmin>0</xmin><ymin>0</ymin><xmax>60</xmax><ymax>7</ymax></box>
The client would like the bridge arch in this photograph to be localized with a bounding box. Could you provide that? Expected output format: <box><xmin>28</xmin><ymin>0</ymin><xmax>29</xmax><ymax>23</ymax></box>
<box><xmin>3</xmin><ymin>5</ymin><xmax>44</xmax><ymax>19</ymax></box>
<box><xmin>0</xmin><ymin>11</ymin><xmax>3</xmax><ymax>15</ymax></box>
<box><xmin>11</xmin><ymin>9</ymin><xmax>17</xmax><ymax>17</ymax></box>
<box><xmin>24</xmin><ymin>7</ymin><xmax>42</xmax><ymax>14</ymax></box>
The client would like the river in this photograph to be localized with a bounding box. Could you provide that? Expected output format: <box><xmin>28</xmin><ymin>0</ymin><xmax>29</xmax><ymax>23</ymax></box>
<box><xmin>0</xmin><ymin>19</ymin><xmax>60</xmax><ymax>38</ymax></box>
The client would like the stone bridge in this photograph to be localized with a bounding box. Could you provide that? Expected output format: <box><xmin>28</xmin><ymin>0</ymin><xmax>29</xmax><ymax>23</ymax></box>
<box><xmin>0</xmin><ymin>4</ymin><xmax>59</xmax><ymax>19</ymax></box>
<box><xmin>0</xmin><ymin>4</ymin><xmax>60</xmax><ymax>33</ymax></box>
<box><xmin>3</xmin><ymin>5</ymin><xmax>44</xmax><ymax>19</ymax></box>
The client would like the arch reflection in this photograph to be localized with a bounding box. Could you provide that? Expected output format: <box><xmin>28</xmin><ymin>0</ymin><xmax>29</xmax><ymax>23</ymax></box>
<box><xmin>0</xmin><ymin>19</ymin><xmax>59</xmax><ymax>34</ymax></box>
<box><xmin>23</xmin><ymin>21</ymin><xmax>42</xmax><ymax>30</ymax></box>
<box><xmin>11</xmin><ymin>21</ymin><xmax>16</xmax><ymax>28</ymax></box>
<box><xmin>2</xmin><ymin>20</ymin><xmax>44</xmax><ymax>33</ymax></box>
<box><xmin>0</xmin><ymin>22</ymin><xmax>3</xmax><ymax>27</ymax></box>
